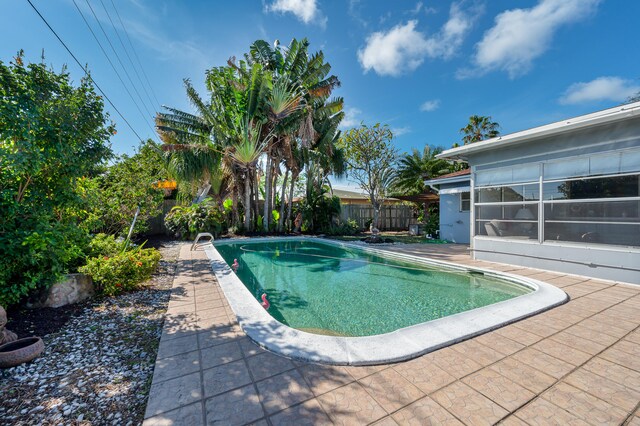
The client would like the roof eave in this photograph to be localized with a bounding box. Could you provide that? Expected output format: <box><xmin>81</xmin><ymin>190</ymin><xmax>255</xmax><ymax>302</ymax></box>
<box><xmin>437</xmin><ymin>101</ymin><xmax>640</xmax><ymax>160</ymax></box>
<box><xmin>424</xmin><ymin>175</ymin><xmax>471</xmax><ymax>186</ymax></box>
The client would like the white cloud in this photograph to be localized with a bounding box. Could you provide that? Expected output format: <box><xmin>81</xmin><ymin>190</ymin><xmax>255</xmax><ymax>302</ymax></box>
<box><xmin>392</xmin><ymin>126</ymin><xmax>411</xmax><ymax>136</ymax></box>
<box><xmin>559</xmin><ymin>77</ymin><xmax>640</xmax><ymax>105</ymax></box>
<box><xmin>358</xmin><ymin>21</ymin><xmax>427</xmax><ymax>76</ymax></box>
<box><xmin>471</xmin><ymin>0</ymin><xmax>601</xmax><ymax>78</ymax></box>
<box><xmin>411</xmin><ymin>2</ymin><xmax>423</xmax><ymax>15</ymax></box>
<box><xmin>358</xmin><ymin>3</ymin><xmax>478</xmax><ymax>76</ymax></box>
<box><xmin>267</xmin><ymin>0</ymin><xmax>326</xmax><ymax>27</ymax></box>
<box><xmin>424</xmin><ymin>2</ymin><xmax>479</xmax><ymax>59</ymax></box>
<box><xmin>339</xmin><ymin>107</ymin><xmax>362</xmax><ymax>129</ymax></box>
<box><xmin>420</xmin><ymin>99</ymin><xmax>440</xmax><ymax>111</ymax></box>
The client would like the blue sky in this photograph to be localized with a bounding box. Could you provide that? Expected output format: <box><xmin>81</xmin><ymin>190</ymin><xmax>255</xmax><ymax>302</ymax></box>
<box><xmin>2</xmin><ymin>0</ymin><xmax>639</xmax><ymax>159</ymax></box>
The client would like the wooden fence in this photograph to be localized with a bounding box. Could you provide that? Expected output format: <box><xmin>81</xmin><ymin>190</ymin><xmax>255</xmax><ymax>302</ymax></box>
<box><xmin>340</xmin><ymin>204</ymin><xmax>413</xmax><ymax>231</ymax></box>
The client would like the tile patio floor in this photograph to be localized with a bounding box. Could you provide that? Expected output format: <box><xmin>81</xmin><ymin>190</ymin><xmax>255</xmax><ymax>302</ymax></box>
<box><xmin>143</xmin><ymin>243</ymin><xmax>640</xmax><ymax>426</ymax></box>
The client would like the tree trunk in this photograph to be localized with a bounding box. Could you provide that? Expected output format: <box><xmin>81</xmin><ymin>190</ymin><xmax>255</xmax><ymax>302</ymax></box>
<box><xmin>263</xmin><ymin>156</ymin><xmax>271</xmax><ymax>232</ymax></box>
<box><xmin>371</xmin><ymin>198</ymin><xmax>380</xmax><ymax>231</ymax></box>
<box><xmin>232</xmin><ymin>184</ymin><xmax>240</xmax><ymax>228</ymax></box>
<box><xmin>243</xmin><ymin>171</ymin><xmax>251</xmax><ymax>230</ymax></box>
<box><xmin>286</xmin><ymin>173</ymin><xmax>297</xmax><ymax>232</ymax></box>
<box><xmin>278</xmin><ymin>169</ymin><xmax>289</xmax><ymax>232</ymax></box>
<box><xmin>253</xmin><ymin>170</ymin><xmax>259</xmax><ymax>231</ymax></box>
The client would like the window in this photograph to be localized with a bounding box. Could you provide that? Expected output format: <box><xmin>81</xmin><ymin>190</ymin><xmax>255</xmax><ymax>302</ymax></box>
<box><xmin>542</xmin><ymin>174</ymin><xmax>640</xmax><ymax>247</ymax></box>
<box><xmin>474</xmin><ymin>183</ymin><xmax>538</xmax><ymax>240</ymax></box>
<box><xmin>473</xmin><ymin>157</ymin><xmax>640</xmax><ymax>248</ymax></box>
<box><xmin>460</xmin><ymin>192</ymin><xmax>470</xmax><ymax>212</ymax></box>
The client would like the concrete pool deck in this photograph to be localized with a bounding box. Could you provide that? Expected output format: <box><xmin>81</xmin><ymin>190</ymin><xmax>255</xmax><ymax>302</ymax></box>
<box><xmin>144</xmin><ymin>243</ymin><xmax>640</xmax><ymax>425</ymax></box>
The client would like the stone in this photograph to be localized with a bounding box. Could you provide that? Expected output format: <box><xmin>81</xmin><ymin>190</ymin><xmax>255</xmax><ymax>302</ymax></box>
<box><xmin>30</xmin><ymin>274</ymin><xmax>95</xmax><ymax>309</ymax></box>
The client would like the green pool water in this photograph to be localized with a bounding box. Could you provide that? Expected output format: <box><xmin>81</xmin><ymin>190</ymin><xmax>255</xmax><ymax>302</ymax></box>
<box><xmin>215</xmin><ymin>240</ymin><xmax>531</xmax><ymax>337</ymax></box>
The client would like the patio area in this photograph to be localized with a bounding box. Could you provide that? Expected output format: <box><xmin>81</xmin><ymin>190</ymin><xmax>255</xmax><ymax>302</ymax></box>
<box><xmin>143</xmin><ymin>243</ymin><xmax>640</xmax><ymax>425</ymax></box>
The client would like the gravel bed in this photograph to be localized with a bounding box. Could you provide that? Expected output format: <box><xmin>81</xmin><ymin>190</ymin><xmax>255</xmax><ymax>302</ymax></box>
<box><xmin>0</xmin><ymin>241</ymin><xmax>182</xmax><ymax>425</ymax></box>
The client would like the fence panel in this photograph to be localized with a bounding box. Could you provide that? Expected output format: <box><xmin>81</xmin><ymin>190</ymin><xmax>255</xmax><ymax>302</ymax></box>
<box><xmin>340</xmin><ymin>204</ymin><xmax>412</xmax><ymax>231</ymax></box>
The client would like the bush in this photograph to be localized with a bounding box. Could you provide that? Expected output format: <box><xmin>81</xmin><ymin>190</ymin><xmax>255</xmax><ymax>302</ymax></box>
<box><xmin>80</xmin><ymin>247</ymin><xmax>161</xmax><ymax>296</ymax></box>
<box><xmin>298</xmin><ymin>193</ymin><xmax>341</xmax><ymax>234</ymax></box>
<box><xmin>320</xmin><ymin>219</ymin><xmax>360</xmax><ymax>236</ymax></box>
<box><xmin>81</xmin><ymin>142</ymin><xmax>167</xmax><ymax>237</ymax></box>
<box><xmin>164</xmin><ymin>199</ymin><xmax>226</xmax><ymax>239</ymax></box>
<box><xmin>0</xmin><ymin>220</ymin><xmax>90</xmax><ymax>306</ymax></box>
<box><xmin>87</xmin><ymin>233</ymin><xmax>125</xmax><ymax>258</ymax></box>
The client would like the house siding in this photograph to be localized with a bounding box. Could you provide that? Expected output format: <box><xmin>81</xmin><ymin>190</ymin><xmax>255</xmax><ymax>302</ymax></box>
<box><xmin>467</xmin><ymin>116</ymin><xmax>640</xmax><ymax>284</ymax></box>
<box><xmin>438</xmin><ymin>182</ymin><xmax>470</xmax><ymax>243</ymax></box>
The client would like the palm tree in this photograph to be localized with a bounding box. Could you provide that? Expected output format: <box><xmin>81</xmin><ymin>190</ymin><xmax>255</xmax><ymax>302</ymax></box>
<box><xmin>246</xmin><ymin>39</ymin><xmax>343</xmax><ymax>231</ymax></box>
<box><xmin>460</xmin><ymin>115</ymin><xmax>500</xmax><ymax>145</ymax></box>
<box><xmin>228</xmin><ymin>122</ymin><xmax>265</xmax><ymax>230</ymax></box>
<box><xmin>155</xmin><ymin>80</ymin><xmax>221</xmax><ymax>191</ymax></box>
<box><xmin>156</xmin><ymin>38</ymin><xmax>345</xmax><ymax>234</ymax></box>
<box><xmin>394</xmin><ymin>146</ymin><xmax>452</xmax><ymax>195</ymax></box>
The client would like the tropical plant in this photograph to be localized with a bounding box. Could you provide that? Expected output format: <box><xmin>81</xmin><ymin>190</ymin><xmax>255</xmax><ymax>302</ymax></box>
<box><xmin>0</xmin><ymin>53</ymin><xmax>113</xmax><ymax>306</ymax></box>
<box><xmin>297</xmin><ymin>182</ymin><xmax>341</xmax><ymax>233</ymax></box>
<box><xmin>338</xmin><ymin>123</ymin><xmax>398</xmax><ymax>230</ymax></box>
<box><xmin>164</xmin><ymin>199</ymin><xmax>227</xmax><ymax>239</ymax></box>
<box><xmin>394</xmin><ymin>146</ymin><xmax>452</xmax><ymax>195</ymax></box>
<box><xmin>156</xmin><ymin>38</ymin><xmax>345</xmax><ymax>234</ymax></box>
<box><xmin>459</xmin><ymin>115</ymin><xmax>500</xmax><ymax>145</ymax></box>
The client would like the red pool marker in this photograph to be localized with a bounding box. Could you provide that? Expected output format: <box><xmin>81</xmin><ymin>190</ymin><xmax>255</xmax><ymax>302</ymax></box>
<box><xmin>261</xmin><ymin>293</ymin><xmax>270</xmax><ymax>310</ymax></box>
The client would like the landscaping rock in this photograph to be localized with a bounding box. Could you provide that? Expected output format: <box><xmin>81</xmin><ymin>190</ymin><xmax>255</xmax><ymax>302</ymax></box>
<box><xmin>29</xmin><ymin>273</ymin><xmax>95</xmax><ymax>309</ymax></box>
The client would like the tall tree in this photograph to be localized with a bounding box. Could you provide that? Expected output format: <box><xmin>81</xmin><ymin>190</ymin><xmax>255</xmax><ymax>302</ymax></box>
<box><xmin>245</xmin><ymin>39</ymin><xmax>343</xmax><ymax>231</ymax></box>
<box><xmin>394</xmin><ymin>146</ymin><xmax>452</xmax><ymax>195</ymax></box>
<box><xmin>0</xmin><ymin>54</ymin><xmax>113</xmax><ymax>306</ymax></box>
<box><xmin>460</xmin><ymin>115</ymin><xmax>500</xmax><ymax>145</ymax></box>
<box><xmin>338</xmin><ymin>123</ymin><xmax>398</xmax><ymax>230</ymax></box>
<box><xmin>157</xmin><ymin>38</ymin><xmax>344</xmax><ymax>234</ymax></box>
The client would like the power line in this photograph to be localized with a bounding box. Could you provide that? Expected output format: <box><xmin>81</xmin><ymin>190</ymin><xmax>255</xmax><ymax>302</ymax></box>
<box><xmin>109</xmin><ymin>0</ymin><xmax>162</xmax><ymax>108</ymax></box>
<box><xmin>25</xmin><ymin>0</ymin><xmax>145</xmax><ymax>143</ymax></box>
<box><xmin>72</xmin><ymin>0</ymin><xmax>157</xmax><ymax>137</ymax></box>
<box><xmin>98</xmin><ymin>0</ymin><xmax>157</xmax><ymax>115</ymax></box>
<box><xmin>82</xmin><ymin>0</ymin><xmax>155</xmax><ymax>120</ymax></box>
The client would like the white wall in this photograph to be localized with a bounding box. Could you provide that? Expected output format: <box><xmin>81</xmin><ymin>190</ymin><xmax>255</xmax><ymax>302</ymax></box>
<box><xmin>439</xmin><ymin>192</ymin><xmax>470</xmax><ymax>243</ymax></box>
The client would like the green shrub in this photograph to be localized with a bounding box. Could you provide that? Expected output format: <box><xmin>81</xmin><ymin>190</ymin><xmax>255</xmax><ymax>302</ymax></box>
<box><xmin>164</xmin><ymin>199</ymin><xmax>226</xmax><ymax>239</ymax></box>
<box><xmin>0</xmin><ymin>219</ymin><xmax>90</xmax><ymax>306</ymax></box>
<box><xmin>87</xmin><ymin>233</ymin><xmax>125</xmax><ymax>258</ymax></box>
<box><xmin>321</xmin><ymin>219</ymin><xmax>360</xmax><ymax>236</ymax></box>
<box><xmin>80</xmin><ymin>247</ymin><xmax>161</xmax><ymax>296</ymax></box>
<box><xmin>298</xmin><ymin>193</ymin><xmax>341</xmax><ymax>233</ymax></box>
<box><xmin>81</xmin><ymin>142</ymin><xmax>167</xmax><ymax>237</ymax></box>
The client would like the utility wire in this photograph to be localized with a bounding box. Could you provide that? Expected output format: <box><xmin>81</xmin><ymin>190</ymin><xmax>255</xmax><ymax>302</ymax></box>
<box><xmin>98</xmin><ymin>0</ymin><xmax>157</xmax><ymax>115</ymax></box>
<box><xmin>72</xmin><ymin>0</ymin><xmax>157</xmax><ymax>137</ymax></box>
<box><xmin>25</xmin><ymin>0</ymin><xmax>145</xmax><ymax>143</ymax></box>
<box><xmin>109</xmin><ymin>0</ymin><xmax>162</xmax><ymax>108</ymax></box>
<box><xmin>81</xmin><ymin>0</ymin><xmax>155</xmax><ymax>125</ymax></box>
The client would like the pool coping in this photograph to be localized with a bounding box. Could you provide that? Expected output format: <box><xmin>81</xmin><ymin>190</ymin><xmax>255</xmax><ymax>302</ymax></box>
<box><xmin>204</xmin><ymin>236</ymin><xmax>569</xmax><ymax>365</ymax></box>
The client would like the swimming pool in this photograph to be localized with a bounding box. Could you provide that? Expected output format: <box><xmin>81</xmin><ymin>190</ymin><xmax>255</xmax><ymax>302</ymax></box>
<box><xmin>206</xmin><ymin>237</ymin><xmax>567</xmax><ymax>365</ymax></box>
<box><xmin>215</xmin><ymin>240</ymin><xmax>530</xmax><ymax>337</ymax></box>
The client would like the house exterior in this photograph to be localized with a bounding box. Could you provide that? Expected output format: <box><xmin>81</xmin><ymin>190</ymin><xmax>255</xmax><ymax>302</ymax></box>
<box><xmin>438</xmin><ymin>102</ymin><xmax>640</xmax><ymax>284</ymax></box>
<box><xmin>424</xmin><ymin>169</ymin><xmax>471</xmax><ymax>243</ymax></box>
